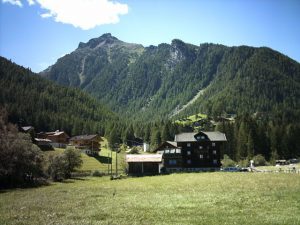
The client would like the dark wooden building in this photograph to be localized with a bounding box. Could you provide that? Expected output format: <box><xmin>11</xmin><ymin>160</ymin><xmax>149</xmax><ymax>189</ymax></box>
<box><xmin>34</xmin><ymin>138</ymin><xmax>53</xmax><ymax>151</ymax></box>
<box><xmin>126</xmin><ymin>154</ymin><xmax>163</xmax><ymax>175</ymax></box>
<box><xmin>155</xmin><ymin>131</ymin><xmax>227</xmax><ymax>172</ymax></box>
<box><xmin>37</xmin><ymin>130</ymin><xmax>69</xmax><ymax>148</ymax></box>
<box><xmin>69</xmin><ymin>134</ymin><xmax>102</xmax><ymax>155</ymax></box>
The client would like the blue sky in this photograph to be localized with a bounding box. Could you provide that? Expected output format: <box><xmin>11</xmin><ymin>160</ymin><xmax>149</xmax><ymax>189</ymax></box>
<box><xmin>1</xmin><ymin>0</ymin><xmax>300</xmax><ymax>72</ymax></box>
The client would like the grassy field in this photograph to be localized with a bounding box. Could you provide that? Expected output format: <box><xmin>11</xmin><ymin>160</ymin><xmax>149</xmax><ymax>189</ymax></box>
<box><xmin>1</xmin><ymin>172</ymin><xmax>300</xmax><ymax>225</ymax></box>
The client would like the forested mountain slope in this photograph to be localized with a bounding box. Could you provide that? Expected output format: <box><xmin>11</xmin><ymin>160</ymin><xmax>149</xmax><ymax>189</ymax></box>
<box><xmin>41</xmin><ymin>33</ymin><xmax>300</xmax><ymax>120</ymax></box>
<box><xmin>0</xmin><ymin>57</ymin><xmax>117</xmax><ymax>135</ymax></box>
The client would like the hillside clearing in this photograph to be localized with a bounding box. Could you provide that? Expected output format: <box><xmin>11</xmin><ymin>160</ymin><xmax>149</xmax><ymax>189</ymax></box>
<box><xmin>43</xmin><ymin>138</ymin><xmax>126</xmax><ymax>174</ymax></box>
<box><xmin>175</xmin><ymin>113</ymin><xmax>208</xmax><ymax>126</ymax></box>
<box><xmin>1</xmin><ymin>173</ymin><xmax>299</xmax><ymax>225</ymax></box>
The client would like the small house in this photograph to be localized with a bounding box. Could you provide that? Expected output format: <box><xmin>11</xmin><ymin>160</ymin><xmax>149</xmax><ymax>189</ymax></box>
<box><xmin>69</xmin><ymin>134</ymin><xmax>102</xmax><ymax>155</ymax></box>
<box><xmin>126</xmin><ymin>154</ymin><xmax>163</xmax><ymax>175</ymax></box>
<box><xmin>34</xmin><ymin>138</ymin><xmax>53</xmax><ymax>151</ymax></box>
<box><xmin>37</xmin><ymin>130</ymin><xmax>69</xmax><ymax>148</ymax></box>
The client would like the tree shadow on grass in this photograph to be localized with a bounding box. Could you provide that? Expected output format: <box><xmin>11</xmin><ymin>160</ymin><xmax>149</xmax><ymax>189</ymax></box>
<box><xmin>0</xmin><ymin>179</ymin><xmax>52</xmax><ymax>193</ymax></box>
<box><xmin>93</xmin><ymin>155</ymin><xmax>112</xmax><ymax>164</ymax></box>
<box><xmin>70</xmin><ymin>177</ymin><xmax>88</xmax><ymax>181</ymax></box>
<box><xmin>55</xmin><ymin>177</ymin><xmax>90</xmax><ymax>184</ymax></box>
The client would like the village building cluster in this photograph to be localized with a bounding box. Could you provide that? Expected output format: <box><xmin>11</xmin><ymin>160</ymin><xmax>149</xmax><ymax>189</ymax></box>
<box><xmin>20</xmin><ymin>126</ymin><xmax>102</xmax><ymax>155</ymax></box>
<box><xmin>20</xmin><ymin>126</ymin><xmax>229</xmax><ymax>176</ymax></box>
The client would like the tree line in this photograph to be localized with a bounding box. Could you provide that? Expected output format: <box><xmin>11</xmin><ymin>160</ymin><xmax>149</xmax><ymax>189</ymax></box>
<box><xmin>0</xmin><ymin>57</ymin><xmax>117</xmax><ymax>136</ymax></box>
<box><xmin>217</xmin><ymin>113</ymin><xmax>300</xmax><ymax>164</ymax></box>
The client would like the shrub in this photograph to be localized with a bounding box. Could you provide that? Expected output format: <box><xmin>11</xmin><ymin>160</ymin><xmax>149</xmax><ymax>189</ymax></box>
<box><xmin>47</xmin><ymin>146</ymin><xmax>82</xmax><ymax>181</ymax></box>
<box><xmin>47</xmin><ymin>154</ymin><xmax>67</xmax><ymax>181</ymax></box>
<box><xmin>64</xmin><ymin>146</ymin><xmax>83</xmax><ymax>178</ymax></box>
<box><xmin>91</xmin><ymin>170</ymin><xmax>102</xmax><ymax>177</ymax></box>
<box><xmin>238</xmin><ymin>159</ymin><xmax>250</xmax><ymax>168</ymax></box>
<box><xmin>221</xmin><ymin>154</ymin><xmax>236</xmax><ymax>167</ymax></box>
<box><xmin>253</xmin><ymin>154</ymin><xmax>267</xmax><ymax>166</ymax></box>
<box><xmin>129</xmin><ymin>146</ymin><xmax>140</xmax><ymax>154</ymax></box>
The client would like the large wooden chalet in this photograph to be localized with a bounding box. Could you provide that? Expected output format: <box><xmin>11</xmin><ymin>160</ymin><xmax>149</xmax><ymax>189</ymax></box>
<box><xmin>155</xmin><ymin>131</ymin><xmax>227</xmax><ymax>172</ymax></box>
<box><xmin>126</xmin><ymin>131</ymin><xmax>227</xmax><ymax>175</ymax></box>
<box><xmin>69</xmin><ymin>134</ymin><xmax>102</xmax><ymax>155</ymax></box>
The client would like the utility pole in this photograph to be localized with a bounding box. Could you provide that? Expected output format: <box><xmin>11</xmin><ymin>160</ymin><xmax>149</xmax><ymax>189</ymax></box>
<box><xmin>107</xmin><ymin>151</ymin><xmax>109</xmax><ymax>175</ymax></box>
<box><xmin>110</xmin><ymin>149</ymin><xmax>113</xmax><ymax>176</ymax></box>
<box><xmin>116</xmin><ymin>150</ymin><xmax>118</xmax><ymax>177</ymax></box>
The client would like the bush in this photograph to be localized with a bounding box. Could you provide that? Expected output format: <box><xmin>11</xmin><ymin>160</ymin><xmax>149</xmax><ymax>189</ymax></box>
<box><xmin>64</xmin><ymin>146</ymin><xmax>83</xmax><ymax>178</ymax></box>
<box><xmin>252</xmin><ymin>154</ymin><xmax>267</xmax><ymax>166</ymax></box>
<box><xmin>221</xmin><ymin>154</ymin><xmax>236</xmax><ymax>167</ymax></box>
<box><xmin>91</xmin><ymin>170</ymin><xmax>102</xmax><ymax>177</ymax></box>
<box><xmin>238</xmin><ymin>159</ymin><xmax>250</xmax><ymax>168</ymax></box>
<box><xmin>47</xmin><ymin>147</ymin><xmax>83</xmax><ymax>181</ymax></box>
<box><xmin>47</xmin><ymin>154</ymin><xmax>67</xmax><ymax>181</ymax></box>
<box><xmin>129</xmin><ymin>146</ymin><xmax>140</xmax><ymax>154</ymax></box>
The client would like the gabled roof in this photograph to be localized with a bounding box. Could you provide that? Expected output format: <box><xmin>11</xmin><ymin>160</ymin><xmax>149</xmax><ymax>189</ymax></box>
<box><xmin>34</xmin><ymin>138</ymin><xmax>52</xmax><ymax>143</ymax></box>
<box><xmin>21</xmin><ymin>126</ymin><xmax>34</xmax><ymax>132</ymax></box>
<box><xmin>202</xmin><ymin>131</ymin><xmax>227</xmax><ymax>141</ymax></box>
<box><xmin>153</xmin><ymin>141</ymin><xmax>181</xmax><ymax>152</ymax></box>
<box><xmin>166</xmin><ymin>141</ymin><xmax>178</xmax><ymax>147</ymax></box>
<box><xmin>126</xmin><ymin>154</ymin><xmax>162</xmax><ymax>163</ymax></box>
<box><xmin>38</xmin><ymin>130</ymin><xmax>69</xmax><ymax>137</ymax></box>
<box><xmin>174</xmin><ymin>132</ymin><xmax>197</xmax><ymax>142</ymax></box>
<box><xmin>49</xmin><ymin>131</ymin><xmax>66</xmax><ymax>137</ymax></box>
<box><xmin>174</xmin><ymin>131</ymin><xmax>226</xmax><ymax>142</ymax></box>
<box><xmin>70</xmin><ymin>134</ymin><xmax>100</xmax><ymax>141</ymax></box>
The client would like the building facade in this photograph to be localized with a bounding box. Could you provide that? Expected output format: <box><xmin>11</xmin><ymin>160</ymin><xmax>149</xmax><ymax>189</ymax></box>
<box><xmin>126</xmin><ymin>154</ymin><xmax>163</xmax><ymax>175</ymax></box>
<box><xmin>155</xmin><ymin>131</ymin><xmax>227</xmax><ymax>173</ymax></box>
<box><xmin>69</xmin><ymin>134</ymin><xmax>102</xmax><ymax>155</ymax></box>
<box><xmin>37</xmin><ymin>130</ymin><xmax>69</xmax><ymax>148</ymax></box>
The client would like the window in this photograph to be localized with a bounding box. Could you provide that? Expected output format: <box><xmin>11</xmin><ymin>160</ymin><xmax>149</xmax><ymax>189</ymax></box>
<box><xmin>170</xmin><ymin>149</ymin><xmax>175</xmax><ymax>154</ymax></box>
<box><xmin>187</xmin><ymin>159</ymin><xmax>192</xmax><ymax>164</ymax></box>
<box><xmin>199</xmin><ymin>154</ymin><xmax>204</xmax><ymax>159</ymax></box>
<box><xmin>165</xmin><ymin>149</ymin><xmax>170</xmax><ymax>154</ymax></box>
<box><xmin>199</xmin><ymin>146</ymin><xmax>203</xmax><ymax>150</ymax></box>
<box><xmin>201</xmin><ymin>136</ymin><xmax>205</xmax><ymax>140</ymax></box>
<box><xmin>187</xmin><ymin>143</ymin><xmax>191</xmax><ymax>147</ymax></box>
<box><xmin>175</xmin><ymin>149</ymin><xmax>181</xmax><ymax>154</ymax></box>
<box><xmin>213</xmin><ymin>150</ymin><xmax>217</xmax><ymax>155</ymax></box>
<box><xmin>212</xmin><ymin>142</ymin><xmax>216</xmax><ymax>147</ymax></box>
<box><xmin>169</xmin><ymin>159</ymin><xmax>177</xmax><ymax>165</ymax></box>
<box><xmin>187</xmin><ymin>151</ymin><xmax>191</xmax><ymax>155</ymax></box>
<box><xmin>213</xmin><ymin>159</ymin><xmax>218</xmax><ymax>165</ymax></box>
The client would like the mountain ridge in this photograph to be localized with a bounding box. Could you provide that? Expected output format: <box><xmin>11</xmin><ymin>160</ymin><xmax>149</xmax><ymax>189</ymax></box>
<box><xmin>0</xmin><ymin>56</ymin><xmax>118</xmax><ymax>135</ymax></box>
<box><xmin>41</xmin><ymin>34</ymin><xmax>300</xmax><ymax>121</ymax></box>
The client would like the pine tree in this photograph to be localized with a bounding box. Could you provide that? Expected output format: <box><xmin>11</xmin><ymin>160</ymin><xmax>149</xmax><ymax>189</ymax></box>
<box><xmin>161</xmin><ymin>122</ymin><xmax>172</xmax><ymax>142</ymax></box>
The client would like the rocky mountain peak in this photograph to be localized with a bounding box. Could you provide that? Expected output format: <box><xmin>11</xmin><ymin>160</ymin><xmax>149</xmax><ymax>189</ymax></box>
<box><xmin>78</xmin><ymin>33</ymin><xmax>120</xmax><ymax>49</ymax></box>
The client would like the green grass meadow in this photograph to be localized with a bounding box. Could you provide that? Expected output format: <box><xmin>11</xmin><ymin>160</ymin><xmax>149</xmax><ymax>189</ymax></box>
<box><xmin>1</xmin><ymin>172</ymin><xmax>300</xmax><ymax>225</ymax></box>
<box><xmin>43</xmin><ymin>137</ymin><xmax>126</xmax><ymax>174</ymax></box>
<box><xmin>175</xmin><ymin>113</ymin><xmax>207</xmax><ymax>126</ymax></box>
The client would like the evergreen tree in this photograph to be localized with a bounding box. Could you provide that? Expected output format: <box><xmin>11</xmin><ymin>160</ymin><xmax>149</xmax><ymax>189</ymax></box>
<box><xmin>161</xmin><ymin>122</ymin><xmax>172</xmax><ymax>142</ymax></box>
<box><xmin>150</xmin><ymin>129</ymin><xmax>161</xmax><ymax>150</ymax></box>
